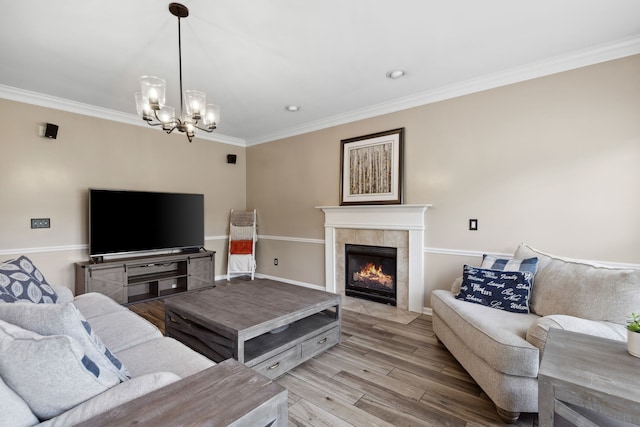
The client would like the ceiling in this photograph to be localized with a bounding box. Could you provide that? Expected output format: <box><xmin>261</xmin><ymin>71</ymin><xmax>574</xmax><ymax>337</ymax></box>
<box><xmin>2</xmin><ymin>1</ymin><xmax>640</xmax><ymax>146</ymax></box>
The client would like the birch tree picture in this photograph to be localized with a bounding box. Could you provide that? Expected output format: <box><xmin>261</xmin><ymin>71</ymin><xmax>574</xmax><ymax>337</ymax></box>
<box><xmin>340</xmin><ymin>128</ymin><xmax>403</xmax><ymax>205</ymax></box>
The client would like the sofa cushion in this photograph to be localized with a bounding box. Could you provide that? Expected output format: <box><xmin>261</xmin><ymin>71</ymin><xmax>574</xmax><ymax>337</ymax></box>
<box><xmin>431</xmin><ymin>289</ymin><xmax>540</xmax><ymax>377</ymax></box>
<box><xmin>515</xmin><ymin>243</ymin><xmax>640</xmax><ymax>324</ymax></box>
<box><xmin>0</xmin><ymin>375</ymin><xmax>38</xmax><ymax>427</ymax></box>
<box><xmin>38</xmin><ymin>372</ymin><xmax>181</xmax><ymax>427</ymax></box>
<box><xmin>481</xmin><ymin>254</ymin><xmax>538</xmax><ymax>275</ymax></box>
<box><xmin>0</xmin><ymin>319</ymin><xmax>120</xmax><ymax>420</ymax></box>
<box><xmin>115</xmin><ymin>337</ymin><xmax>215</xmax><ymax>378</ymax></box>
<box><xmin>0</xmin><ymin>302</ymin><xmax>130</xmax><ymax>381</ymax></box>
<box><xmin>526</xmin><ymin>315</ymin><xmax>626</xmax><ymax>355</ymax></box>
<box><xmin>73</xmin><ymin>292</ymin><xmax>127</xmax><ymax>319</ymax></box>
<box><xmin>0</xmin><ymin>256</ymin><xmax>58</xmax><ymax>303</ymax></box>
<box><xmin>456</xmin><ymin>265</ymin><xmax>533</xmax><ymax>313</ymax></box>
<box><xmin>86</xmin><ymin>309</ymin><xmax>162</xmax><ymax>353</ymax></box>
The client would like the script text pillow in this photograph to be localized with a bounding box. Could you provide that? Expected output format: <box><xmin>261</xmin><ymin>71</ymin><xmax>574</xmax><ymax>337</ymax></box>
<box><xmin>0</xmin><ymin>256</ymin><xmax>58</xmax><ymax>303</ymax></box>
<box><xmin>456</xmin><ymin>265</ymin><xmax>533</xmax><ymax>313</ymax></box>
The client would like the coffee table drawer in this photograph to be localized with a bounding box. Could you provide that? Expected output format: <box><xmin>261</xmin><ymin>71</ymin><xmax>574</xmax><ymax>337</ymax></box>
<box><xmin>252</xmin><ymin>345</ymin><xmax>301</xmax><ymax>378</ymax></box>
<box><xmin>301</xmin><ymin>326</ymin><xmax>340</xmax><ymax>359</ymax></box>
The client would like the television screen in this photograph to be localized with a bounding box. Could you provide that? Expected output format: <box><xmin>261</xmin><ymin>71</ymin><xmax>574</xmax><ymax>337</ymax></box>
<box><xmin>89</xmin><ymin>189</ymin><xmax>204</xmax><ymax>257</ymax></box>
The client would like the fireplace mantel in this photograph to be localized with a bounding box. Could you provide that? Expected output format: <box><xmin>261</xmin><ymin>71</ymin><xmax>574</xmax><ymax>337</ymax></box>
<box><xmin>317</xmin><ymin>204</ymin><xmax>431</xmax><ymax>313</ymax></box>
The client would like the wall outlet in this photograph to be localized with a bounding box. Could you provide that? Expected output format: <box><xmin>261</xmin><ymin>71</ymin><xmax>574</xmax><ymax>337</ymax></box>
<box><xmin>274</xmin><ymin>258</ymin><xmax>278</xmax><ymax>266</ymax></box>
<box><xmin>469</xmin><ymin>219</ymin><xmax>478</xmax><ymax>231</ymax></box>
<box><xmin>31</xmin><ymin>218</ymin><xmax>50</xmax><ymax>229</ymax></box>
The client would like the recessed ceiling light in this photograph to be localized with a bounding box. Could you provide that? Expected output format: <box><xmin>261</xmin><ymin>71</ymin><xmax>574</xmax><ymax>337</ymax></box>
<box><xmin>386</xmin><ymin>70</ymin><xmax>406</xmax><ymax>79</ymax></box>
<box><xmin>285</xmin><ymin>105</ymin><xmax>301</xmax><ymax>112</ymax></box>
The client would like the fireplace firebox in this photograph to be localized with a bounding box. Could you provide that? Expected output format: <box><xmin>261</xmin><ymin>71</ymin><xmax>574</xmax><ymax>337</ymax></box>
<box><xmin>345</xmin><ymin>244</ymin><xmax>397</xmax><ymax>306</ymax></box>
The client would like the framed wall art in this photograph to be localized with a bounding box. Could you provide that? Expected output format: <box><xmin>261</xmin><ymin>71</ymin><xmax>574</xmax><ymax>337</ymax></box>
<box><xmin>340</xmin><ymin>128</ymin><xmax>404</xmax><ymax>206</ymax></box>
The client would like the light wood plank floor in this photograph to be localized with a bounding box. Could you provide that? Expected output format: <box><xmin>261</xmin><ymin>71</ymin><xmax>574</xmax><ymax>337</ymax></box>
<box><xmin>130</xmin><ymin>292</ymin><xmax>537</xmax><ymax>427</ymax></box>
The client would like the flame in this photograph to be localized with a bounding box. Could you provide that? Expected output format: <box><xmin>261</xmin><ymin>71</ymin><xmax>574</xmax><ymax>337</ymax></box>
<box><xmin>353</xmin><ymin>262</ymin><xmax>394</xmax><ymax>287</ymax></box>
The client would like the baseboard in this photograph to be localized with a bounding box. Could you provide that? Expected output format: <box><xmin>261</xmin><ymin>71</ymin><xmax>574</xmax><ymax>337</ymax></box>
<box><xmin>220</xmin><ymin>272</ymin><xmax>324</xmax><ymax>291</ymax></box>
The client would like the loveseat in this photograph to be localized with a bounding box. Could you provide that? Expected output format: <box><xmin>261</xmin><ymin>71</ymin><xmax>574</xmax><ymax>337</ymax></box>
<box><xmin>0</xmin><ymin>256</ymin><xmax>215</xmax><ymax>426</ymax></box>
<box><xmin>431</xmin><ymin>243</ymin><xmax>640</xmax><ymax>423</ymax></box>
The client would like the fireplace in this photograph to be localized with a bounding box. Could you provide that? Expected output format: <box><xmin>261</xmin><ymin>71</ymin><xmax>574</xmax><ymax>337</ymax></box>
<box><xmin>319</xmin><ymin>204</ymin><xmax>430</xmax><ymax>312</ymax></box>
<box><xmin>345</xmin><ymin>244</ymin><xmax>397</xmax><ymax>306</ymax></box>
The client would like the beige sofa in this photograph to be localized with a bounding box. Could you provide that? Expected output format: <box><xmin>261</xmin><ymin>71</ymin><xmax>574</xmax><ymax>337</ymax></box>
<box><xmin>431</xmin><ymin>243</ymin><xmax>640</xmax><ymax>422</ymax></box>
<box><xmin>0</xmin><ymin>287</ymin><xmax>215</xmax><ymax>426</ymax></box>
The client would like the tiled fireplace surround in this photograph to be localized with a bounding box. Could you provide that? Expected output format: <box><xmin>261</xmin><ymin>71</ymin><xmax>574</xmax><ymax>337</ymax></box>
<box><xmin>318</xmin><ymin>205</ymin><xmax>430</xmax><ymax>313</ymax></box>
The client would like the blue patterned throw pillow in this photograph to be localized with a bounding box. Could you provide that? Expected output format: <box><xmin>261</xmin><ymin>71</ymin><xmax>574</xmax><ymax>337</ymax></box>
<box><xmin>481</xmin><ymin>254</ymin><xmax>538</xmax><ymax>275</ymax></box>
<box><xmin>0</xmin><ymin>256</ymin><xmax>58</xmax><ymax>303</ymax></box>
<box><xmin>456</xmin><ymin>265</ymin><xmax>533</xmax><ymax>313</ymax></box>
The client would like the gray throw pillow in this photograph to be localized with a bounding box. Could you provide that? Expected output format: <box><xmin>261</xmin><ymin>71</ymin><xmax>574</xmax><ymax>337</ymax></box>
<box><xmin>0</xmin><ymin>319</ymin><xmax>119</xmax><ymax>420</ymax></box>
<box><xmin>515</xmin><ymin>243</ymin><xmax>640</xmax><ymax>324</ymax></box>
<box><xmin>0</xmin><ymin>302</ymin><xmax>130</xmax><ymax>381</ymax></box>
<box><xmin>0</xmin><ymin>375</ymin><xmax>39</xmax><ymax>427</ymax></box>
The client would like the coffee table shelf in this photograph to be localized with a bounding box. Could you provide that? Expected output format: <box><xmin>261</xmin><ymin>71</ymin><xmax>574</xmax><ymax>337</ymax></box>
<box><xmin>245</xmin><ymin>310</ymin><xmax>337</xmax><ymax>363</ymax></box>
<box><xmin>165</xmin><ymin>280</ymin><xmax>342</xmax><ymax>378</ymax></box>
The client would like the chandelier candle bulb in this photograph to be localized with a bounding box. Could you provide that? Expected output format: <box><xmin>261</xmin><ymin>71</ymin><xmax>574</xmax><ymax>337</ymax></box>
<box><xmin>140</xmin><ymin>76</ymin><xmax>166</xmax><ymax>109</ymax></box>
<box><xmin>204</xmin><ymin>104</ymin><xmax>220</xmax><ymax>126</ymax></box>
<box><xmin>184</xmin><ymin>90</ymin><xmax>206</xmax><ymax>120</ymax></box>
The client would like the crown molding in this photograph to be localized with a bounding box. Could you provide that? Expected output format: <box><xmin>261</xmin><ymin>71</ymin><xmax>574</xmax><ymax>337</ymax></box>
<box><xmin>2</xmin><ymin>35</ymin><xmax>639</xmax><ymax>148</ymax></box>
<box><xmin>245</xmin><ymin>35</ymin><xmax>640</xmax><ymax>146</ymax></box>
<box><xmin>0</xmin><ymin>84</ymin><xmax>246</xmax><ymax>147</ymax></box>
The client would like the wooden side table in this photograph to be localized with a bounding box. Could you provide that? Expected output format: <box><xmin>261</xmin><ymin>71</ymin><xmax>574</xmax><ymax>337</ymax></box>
<box><xmin>77</xmin><ymin>359</ymin><xmax>288</xmax><ymax>426</ymax></box>
<box><xmin>539</xmin><ymin>328</ymin><xmax>640</xmax><ymax>426</ymax></box>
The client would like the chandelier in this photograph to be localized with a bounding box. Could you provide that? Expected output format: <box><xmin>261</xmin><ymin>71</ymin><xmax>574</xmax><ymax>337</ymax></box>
<box><xmin>135</xmin><ymin>3</ymin><xmax>220</xmax><ymax>142</ymax></box>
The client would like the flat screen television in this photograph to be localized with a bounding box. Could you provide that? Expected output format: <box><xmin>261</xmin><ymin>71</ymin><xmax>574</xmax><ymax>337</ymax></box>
<box><xmin>89</xmin><ymin>189</ymin><xmax>204</xmax><ymax>257</ymax></box>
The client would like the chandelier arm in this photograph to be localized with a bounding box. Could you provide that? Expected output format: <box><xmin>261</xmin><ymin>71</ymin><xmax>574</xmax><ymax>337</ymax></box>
<box><xmin>193</xmin><ymin>124</ymin><xmax>216</xmax><ymax>133</ymax></box>
<box><xmin>144</xmin><ymin>120</ymin><xmax>164</xmax><ymax>127</ymax></box>
<box><xmin>164</xmin><ymin>124</ymin><xmax>179</xmax><ymax>135</ymax></box>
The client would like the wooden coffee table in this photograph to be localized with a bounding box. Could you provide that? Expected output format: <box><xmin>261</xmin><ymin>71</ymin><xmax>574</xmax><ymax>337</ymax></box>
<box><xmin>539</xmin><ymin>328</ymin><xmax>640</xmax><ymax>426</ymax></box>
<box><xmin>165</xmin><ymin>279</ymin><xmax>341</xmax><ymax>378</ymax></box>
<box><xmin>78</xmin><ymin>359</ymin><xmax>288</xmax><ymax>427</ymax></box>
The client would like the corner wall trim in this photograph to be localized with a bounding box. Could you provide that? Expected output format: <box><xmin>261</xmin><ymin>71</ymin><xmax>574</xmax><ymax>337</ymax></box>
<box><xmin>0</xmin><ymin>244</ymin><xmax>87</xmax><ymax>256</ymax></box>
<box><xmin>3</xmin><ymin>240</ymin><xmax>638</xmax><ymax>270</ymax></box>
<box><xmin>258</xmin><ymin>235</ymin><xmax>325</xmax><ymax>245</ymax></box>
<box><xmin>423</xmin><ymin>246</ymin><xmax>511</xmax><ymax>258</ymax></box>
<box><xmin>423</xmin><ymin>246</ymin><xmax>640</xmax><ymax>270</ymax></box>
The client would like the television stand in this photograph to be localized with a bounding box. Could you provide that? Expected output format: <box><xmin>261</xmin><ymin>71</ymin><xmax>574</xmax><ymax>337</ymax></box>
<box><xmin>75</xmin><ymin>250</ymin><xmax>215</xmax><ymax>304</ymax></box>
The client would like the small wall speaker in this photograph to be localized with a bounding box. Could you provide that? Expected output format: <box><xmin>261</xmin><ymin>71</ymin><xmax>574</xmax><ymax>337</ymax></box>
<box><xmin>44</xmin><ymin>123</ymin><xmax>59</xmax><ymax>139</ymax></box>
<box><xmin>227</xmin><ymin>154</ymin><xmax>237</xmax><ymax>164</ymax></box>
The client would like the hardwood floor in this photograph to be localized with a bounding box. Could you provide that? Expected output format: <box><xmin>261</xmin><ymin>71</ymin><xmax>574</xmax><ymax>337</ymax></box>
<box><xmin>130</xmin><ymin>295</ymin><xmax>537</xmax><ymax>427</ymax></box>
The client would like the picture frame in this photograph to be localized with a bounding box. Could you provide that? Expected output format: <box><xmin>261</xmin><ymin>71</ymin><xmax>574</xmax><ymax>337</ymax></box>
<box><xmin>340</xmin><ymin>128</ymin><xmax>404</xmax><ymax>206</ymax></box>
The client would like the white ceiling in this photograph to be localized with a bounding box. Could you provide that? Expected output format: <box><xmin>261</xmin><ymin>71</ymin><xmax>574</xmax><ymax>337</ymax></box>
<box><xmin>1</xmin><ymin>0</ymin><xmax>640</xmax><ymax>146</ymax></box>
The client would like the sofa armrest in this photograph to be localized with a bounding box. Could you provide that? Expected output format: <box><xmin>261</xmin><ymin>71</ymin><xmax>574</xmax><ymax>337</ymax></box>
<box><xmin>39</xmin><ymin>372</ymin><xmax>181</xmax><ymax>427</ymax></box>
<box><xmin>526</xmin><ymin>314</ymin><xmax>627</xmax><ymax>357</ymax></box>
<box><xmin>53</xmin><ymin>286</ymin><xmax>74</xmax><ymax>304</ymax></box>
<box><xmin>450</xmin><ymin>277</ymin><xmax>463</xmax><ymax>295</ymax></box>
